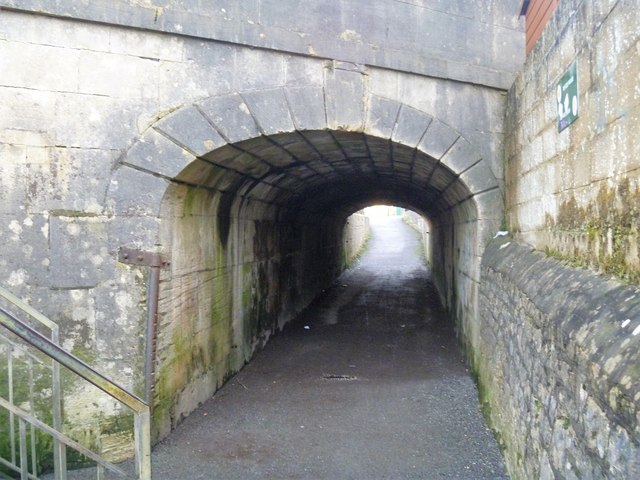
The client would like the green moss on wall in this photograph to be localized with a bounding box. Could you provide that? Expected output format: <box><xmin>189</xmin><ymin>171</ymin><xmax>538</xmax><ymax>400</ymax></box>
<box><xmin>549</xmin><ymin>181</ymin><xmax>640</xmax><ymax>284</ymax></box>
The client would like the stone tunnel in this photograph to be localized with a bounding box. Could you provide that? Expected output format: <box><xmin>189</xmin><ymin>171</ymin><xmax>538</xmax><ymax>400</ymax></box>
<box><xmin>1</xmin><ymin>0</ymin><xmax>639</xmax><ymax>478</ymax></box>
<box><xmin>112</xmin><ymin>88</ymin><xmax>501</xmax><ymax>438</ymax></box>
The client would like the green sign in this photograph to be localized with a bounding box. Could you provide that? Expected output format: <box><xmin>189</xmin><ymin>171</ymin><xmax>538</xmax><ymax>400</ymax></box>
<box><xmin>557</xmin><ymin>62</ymin><xmax>579</xmax><ymax>132</ymax></box>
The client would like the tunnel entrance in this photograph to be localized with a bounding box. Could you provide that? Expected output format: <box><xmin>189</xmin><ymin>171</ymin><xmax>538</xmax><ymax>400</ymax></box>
<box><xmin>114</xmin><ymin>92</ymin><xmax>503</xmax><ymax>441</ymax></box>
<box><xmin>148</xmin><ymin>210</ymin><xmax>506</xmax><ymax>478</ymax></box>
<box><xmin>152</xmin><ymin>128</ymin><xmax>489</xmax><ymax>438</ymax></box>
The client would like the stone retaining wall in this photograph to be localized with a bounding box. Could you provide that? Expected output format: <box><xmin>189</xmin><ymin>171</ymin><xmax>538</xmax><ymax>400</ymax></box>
<box><xmin>343</xmin><ymin>213</ymin><xmax>370</xmax><ymax>267</ymax></box>
<box><xmin>403</xmin><ymin>210</ymin><xmax>431</xmax><ymax>266</ymax></box>
<box><xmin>478</xmin><ymin>236</ymin><xmax>640</xmax><ymax>478</ymax></box>
<box><xmin>505</xmin><ymin>0</ymin><xmax>640</xmax><ymax>283</ymax></box>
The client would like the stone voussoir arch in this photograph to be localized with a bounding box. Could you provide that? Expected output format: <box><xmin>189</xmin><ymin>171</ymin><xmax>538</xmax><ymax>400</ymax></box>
<box><xmin>106</xmin><ymin>85</ymin><xmax>502</xmax><ymax>252</ymax></box>
<box><xmin>104</xmin><ymin>85</ymin><xmax>505</xmax><ymax>440</ymax></box>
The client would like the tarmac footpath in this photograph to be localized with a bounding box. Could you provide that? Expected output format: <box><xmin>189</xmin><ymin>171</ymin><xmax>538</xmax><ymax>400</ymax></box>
<box><xmin>149</xmin><ymin>215</ymin><xmax>507</xmax><ymax>479</ymax></box>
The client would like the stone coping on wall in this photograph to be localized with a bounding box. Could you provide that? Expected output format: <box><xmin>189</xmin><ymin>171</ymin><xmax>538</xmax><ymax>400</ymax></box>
<box><xmin>480</xmin><ymin>236</ymin><xmax>639</xmax><ymax>476</ymax></box>
<box><xmin>0</xmin><ymin>0</ymin><xmax>522</xmax><ymax>90</ymax></box>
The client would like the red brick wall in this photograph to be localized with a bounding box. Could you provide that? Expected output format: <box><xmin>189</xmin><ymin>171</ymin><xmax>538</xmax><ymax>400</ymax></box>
<box><xmin>526</xmin><ymin>0</ymin><xmax>560</xmax><ymax>53</ymax></box>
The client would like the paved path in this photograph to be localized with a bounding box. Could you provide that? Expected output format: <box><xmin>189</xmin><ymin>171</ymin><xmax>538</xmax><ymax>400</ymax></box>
<box><xmin>148</xmin><ymin>216</ymin><xmax>507</xmax><ymax>479</ymax></box>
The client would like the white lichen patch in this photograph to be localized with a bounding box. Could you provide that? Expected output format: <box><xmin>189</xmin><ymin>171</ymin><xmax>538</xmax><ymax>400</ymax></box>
<box><xmin>7</xmin><ymin>269</ymin><xmax>26</xmax><ymax>286</ymax></box>
<box><xmin>9</xmin><ymin>219</ymin><xmax>22</xmax><ymax>238</ymax></box>
<box><xmin>239</xmin><ymin>102</ymin><xmax>251</xmax><ymax>115</ymax></box>
<box><xmin>575</xmin><ymin>324</ymin><xmax>591</xmax><ymax>344</ymax></box>
<box><xmin>71</xmin><ymin>306</ymin><xmax>94</xmax><ymax>323</ymax></box>
<box><xmin>340</xmin><ymin>29</ymin><xmax>362</xmax><ymax>42</ymax></box>
<box><xmin>604</xmin><ymin>355</ymin><xmax>622</xmax><ymax>374</ymax></box>
<box><xmin>115</xmin><ymin>290</ymin><xmax>135</xmax><ymax>312</ymax></box>
<box><xmin>620</xmin><ymin>375</ymin><xmax>632</xmax><ymax>388</ymax></box>
<box><xmin>70</xmin><ymin>289</ymin><xmax>86</xmax><ymax>302</ymax></box>
<box><xmin>91</xmin><ymin>254</ymin><xmax>104</xmax><ymax>266</ymax></box>
<box><xmin>66</xmin><ymin>222</ymin><xmax>81</xmax><ymax>235</ymax></box>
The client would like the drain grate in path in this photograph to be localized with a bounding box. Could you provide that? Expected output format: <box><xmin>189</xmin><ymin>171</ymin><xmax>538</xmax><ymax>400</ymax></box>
<box><xmin>322</xmin><ymin>373</ymin><xmax>358</xmax><ymax>381</ymax></box>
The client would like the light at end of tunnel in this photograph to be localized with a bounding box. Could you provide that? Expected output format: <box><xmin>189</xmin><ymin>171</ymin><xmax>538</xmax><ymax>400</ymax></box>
<box><xmin>363</xmin><ymin>205</ymin><xmax>405</xmax><ymax>218</ymax></box>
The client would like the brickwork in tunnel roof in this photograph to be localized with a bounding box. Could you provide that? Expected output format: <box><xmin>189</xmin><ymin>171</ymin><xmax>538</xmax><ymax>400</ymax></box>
<box><xmin>192</xmin><ymin>131</ymin><xmax>472</xmax><ymax>222</ymax></box>
<box><xmin>109</xmin><ymin>87</ymin><xmax>501</xmax><ymax>230</ymax></box>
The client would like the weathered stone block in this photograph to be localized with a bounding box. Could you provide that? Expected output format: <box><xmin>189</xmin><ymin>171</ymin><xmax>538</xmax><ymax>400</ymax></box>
<box><xmin>240</xmin><ymin>140</ymin><xmax>297</xmax><ymax>168</ymax></box>
<box><xmin>368</xmin><ymin>68</ymin><xmax>399</xmax><ymax>99</ymax></box>
<box><xmin>392</xmin><ymin>106</ymin><xmax>433</xmax><ymax>148</ymax></box>
<box><xmin>440</xmin><ymin>180</ymin><xmax>469</xmax><ymax>207</ymax></box>
<box><xmin>198</xmin><ymin>93</ymin><xmax>260</xmax><ymax>143</ymax></box>
<box><xmin>284</xmin><ymin>85</ymin><xmax>327</xmax><ymax>131</ymax></box>
<box><xmin>168</xmin><ymin>41</ymin><xmax>235</xmax><ymax>99</ymax></box>
<box><xmin>474</xmin><ymin>189</ymin><xmax>503</xmax><ymax>220</ymax></box>
<box><xmin>0</xmin><ymin>213</ymin><xmax>50</xmax><ymax>288</ymax></box>
<box><xmin>1</xmin><ymin>40</ymin><xmax>80</xmax><ymax>92</ymax></box>
<box><xmin>107</xmin><ymin>215</ymin><xmax>161</xmax><ymax>252</ymax></box>
<box><xmin>460</xmin><ymin>162</ymin><xmax>499</xmax><ymax>195</ymax></box>
<box><xmin>269</xmin><ymin>132</ymin><xmax>323</xmax><ymax>163</ymax></box>
<box><xmin>155</xmin><ymin>105</ymin><xmax>227</xmax><ymax>157</ymax></box>
<box><xmin>122</xmin><ymin>129</ymin><xmax>196</xmax><ymax>179</ymax></box>
<box><xmin>242</xmin><ymin>88</ymin><xmax>295</xmax><ymax>135</ymax></box>
<box><xmin>285</xmin><ymin>56</ymin><xmax>325</xmax><ymax>86</ymax></box>
<box><xmin>324</xmin><ymin>66</ymin><xmax>365</xmax><ymax>131</ymax></box>
<box><xmin>49</xmin><ymin>215</ymin><xmax>111</xmax><ymax>289</ymax></box>
<box><xmin>224</xmin><ymin>152</ymin><xmax>272</xmax><ymax>178</ymax></box>
<box><xmin>77</xmin><ymin>49</ymin><xmax>160</xmax><ymax>99</ymax></box>
<box><xmin>364</xmin><ymin>96</ymin><xmax>401</xmax><ymax>139</ymax></box>
<box><xmin>441</xmin><ymin>138</ymin><xmax>482</xmax><ymax>176</ymax></box>
<box><xmin>418</xmin><ymin>119</ymin><xmax>460</xmax><ymax>160</ymax></box>
<box><xmin>53</xmin><ymin>92</ymin><xmax>139</xmax><ymax>150</ymax></box>
<box><xmin>107</xmin><ymin>166</ymin><xmax>169</xmax><ymax>217</ymax></box>
<box><xmin>233</xmin><ymin>49</ymin><xmax>285</xmax><ymax>91</ymax></box>
<box><xmin>428</xmin><ymin>165</ymin><xmax>455</xmax><ymax>191</ymax></box>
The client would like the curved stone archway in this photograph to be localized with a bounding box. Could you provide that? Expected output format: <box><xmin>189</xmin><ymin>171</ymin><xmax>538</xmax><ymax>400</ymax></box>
<box><xmin>106</xmin><ymin>87</ymin><xmax>502</xmax><ymax>439</ymax></box>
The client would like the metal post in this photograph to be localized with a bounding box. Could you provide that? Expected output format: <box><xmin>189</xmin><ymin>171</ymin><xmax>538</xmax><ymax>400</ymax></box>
<box><xmin>134</xmin><ymin>408</ymin><xmax>152</xmax><ymax>480</ymax></box>
<box><xmin>117</xmin><ymin>247</ymin><xmax>169</xmax><ymax>410</ymax></box>
<box><xmin>28</xmin><ymin>357</ymin><xmax>37</xmax><ymax>476</ymax></box>
<box><xmin>8</xmin><ymin>345</ymin><xmax>16</xmax><ymax>466</ymax></box>
<box><xmin>19</xmin><ymin>418</ymin><xmax>28</xmax><ymax>480</ymax></box>
<box><xmin>144</xmin><ymin>259</ymin><xmax>161</xmax><ymax>409</ymax></box>
<box><xmin>51</xmin><ymin>328</ymin><xmax>67</xmax><ymax>480</ymax></box>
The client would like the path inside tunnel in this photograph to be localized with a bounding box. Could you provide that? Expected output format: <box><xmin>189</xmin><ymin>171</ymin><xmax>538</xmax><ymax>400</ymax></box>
<box><xmin>141</xmin><ymin>215</ymin><xmax>507</xmax><ymax>479</ymax></box>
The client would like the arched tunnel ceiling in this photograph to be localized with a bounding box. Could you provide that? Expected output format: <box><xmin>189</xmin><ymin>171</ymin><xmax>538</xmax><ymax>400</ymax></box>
<box><xmin>175</xmin><ymin>130</ymin><xmax>475</xmax><ymax>223</ymax></box>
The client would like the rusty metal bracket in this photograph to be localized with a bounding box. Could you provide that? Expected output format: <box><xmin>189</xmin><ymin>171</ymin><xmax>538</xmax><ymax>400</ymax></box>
<box><xmin>118</xmin><ymin>247</ymin><xmax>170</xmax><ymax>268</ymax></box>
<box><xmin>118</xmin><ymin>246</ymin><xmax>169</xmax><ymax>411</ymax></box>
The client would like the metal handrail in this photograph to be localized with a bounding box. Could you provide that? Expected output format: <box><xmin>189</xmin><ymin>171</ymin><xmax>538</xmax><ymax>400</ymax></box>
<box><xmin>0</xmin><ymin>286</ymin><xmax>65</xmax><ymax>478</ymax></box>
<box><xmin>0</xmin><ymin>301</ymin><xmax>151</xmax><ymax>479</ymax></box>
<box><xmin>0</xmin><ymin>398</ymin><xmax>126</xmax><ymax>477</ymax></box>
<box><xmin>0</xmin><ymin>287</ymin><xmax>59</xmax><ymax>333</ymax></box>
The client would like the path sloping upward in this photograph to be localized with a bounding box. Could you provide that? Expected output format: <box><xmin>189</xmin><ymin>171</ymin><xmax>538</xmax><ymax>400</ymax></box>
<box><xmin>149</xmin><ymin>216</ymin><xmax>507</xmax><ymax>479</ymax></box>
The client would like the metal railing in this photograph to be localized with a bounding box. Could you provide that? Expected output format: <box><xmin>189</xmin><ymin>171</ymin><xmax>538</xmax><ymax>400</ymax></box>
<box><xmin>0</xmin><ymin>287</ymin><xmax>151</xmax><ymax>479</ymax></box>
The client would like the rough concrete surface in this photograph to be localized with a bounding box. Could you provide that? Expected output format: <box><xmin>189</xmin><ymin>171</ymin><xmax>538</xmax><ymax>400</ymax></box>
<box><xmin>72</xmin><ymin>215</ymin><xmax>503</xmax><ymax>479</ymax></box>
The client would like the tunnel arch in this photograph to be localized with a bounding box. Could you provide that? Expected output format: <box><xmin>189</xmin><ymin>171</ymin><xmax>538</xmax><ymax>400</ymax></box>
<box><xmin>106</xmin><ymin>87</ymin><xmax>503</xmax><ymax>439</ymax></box>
